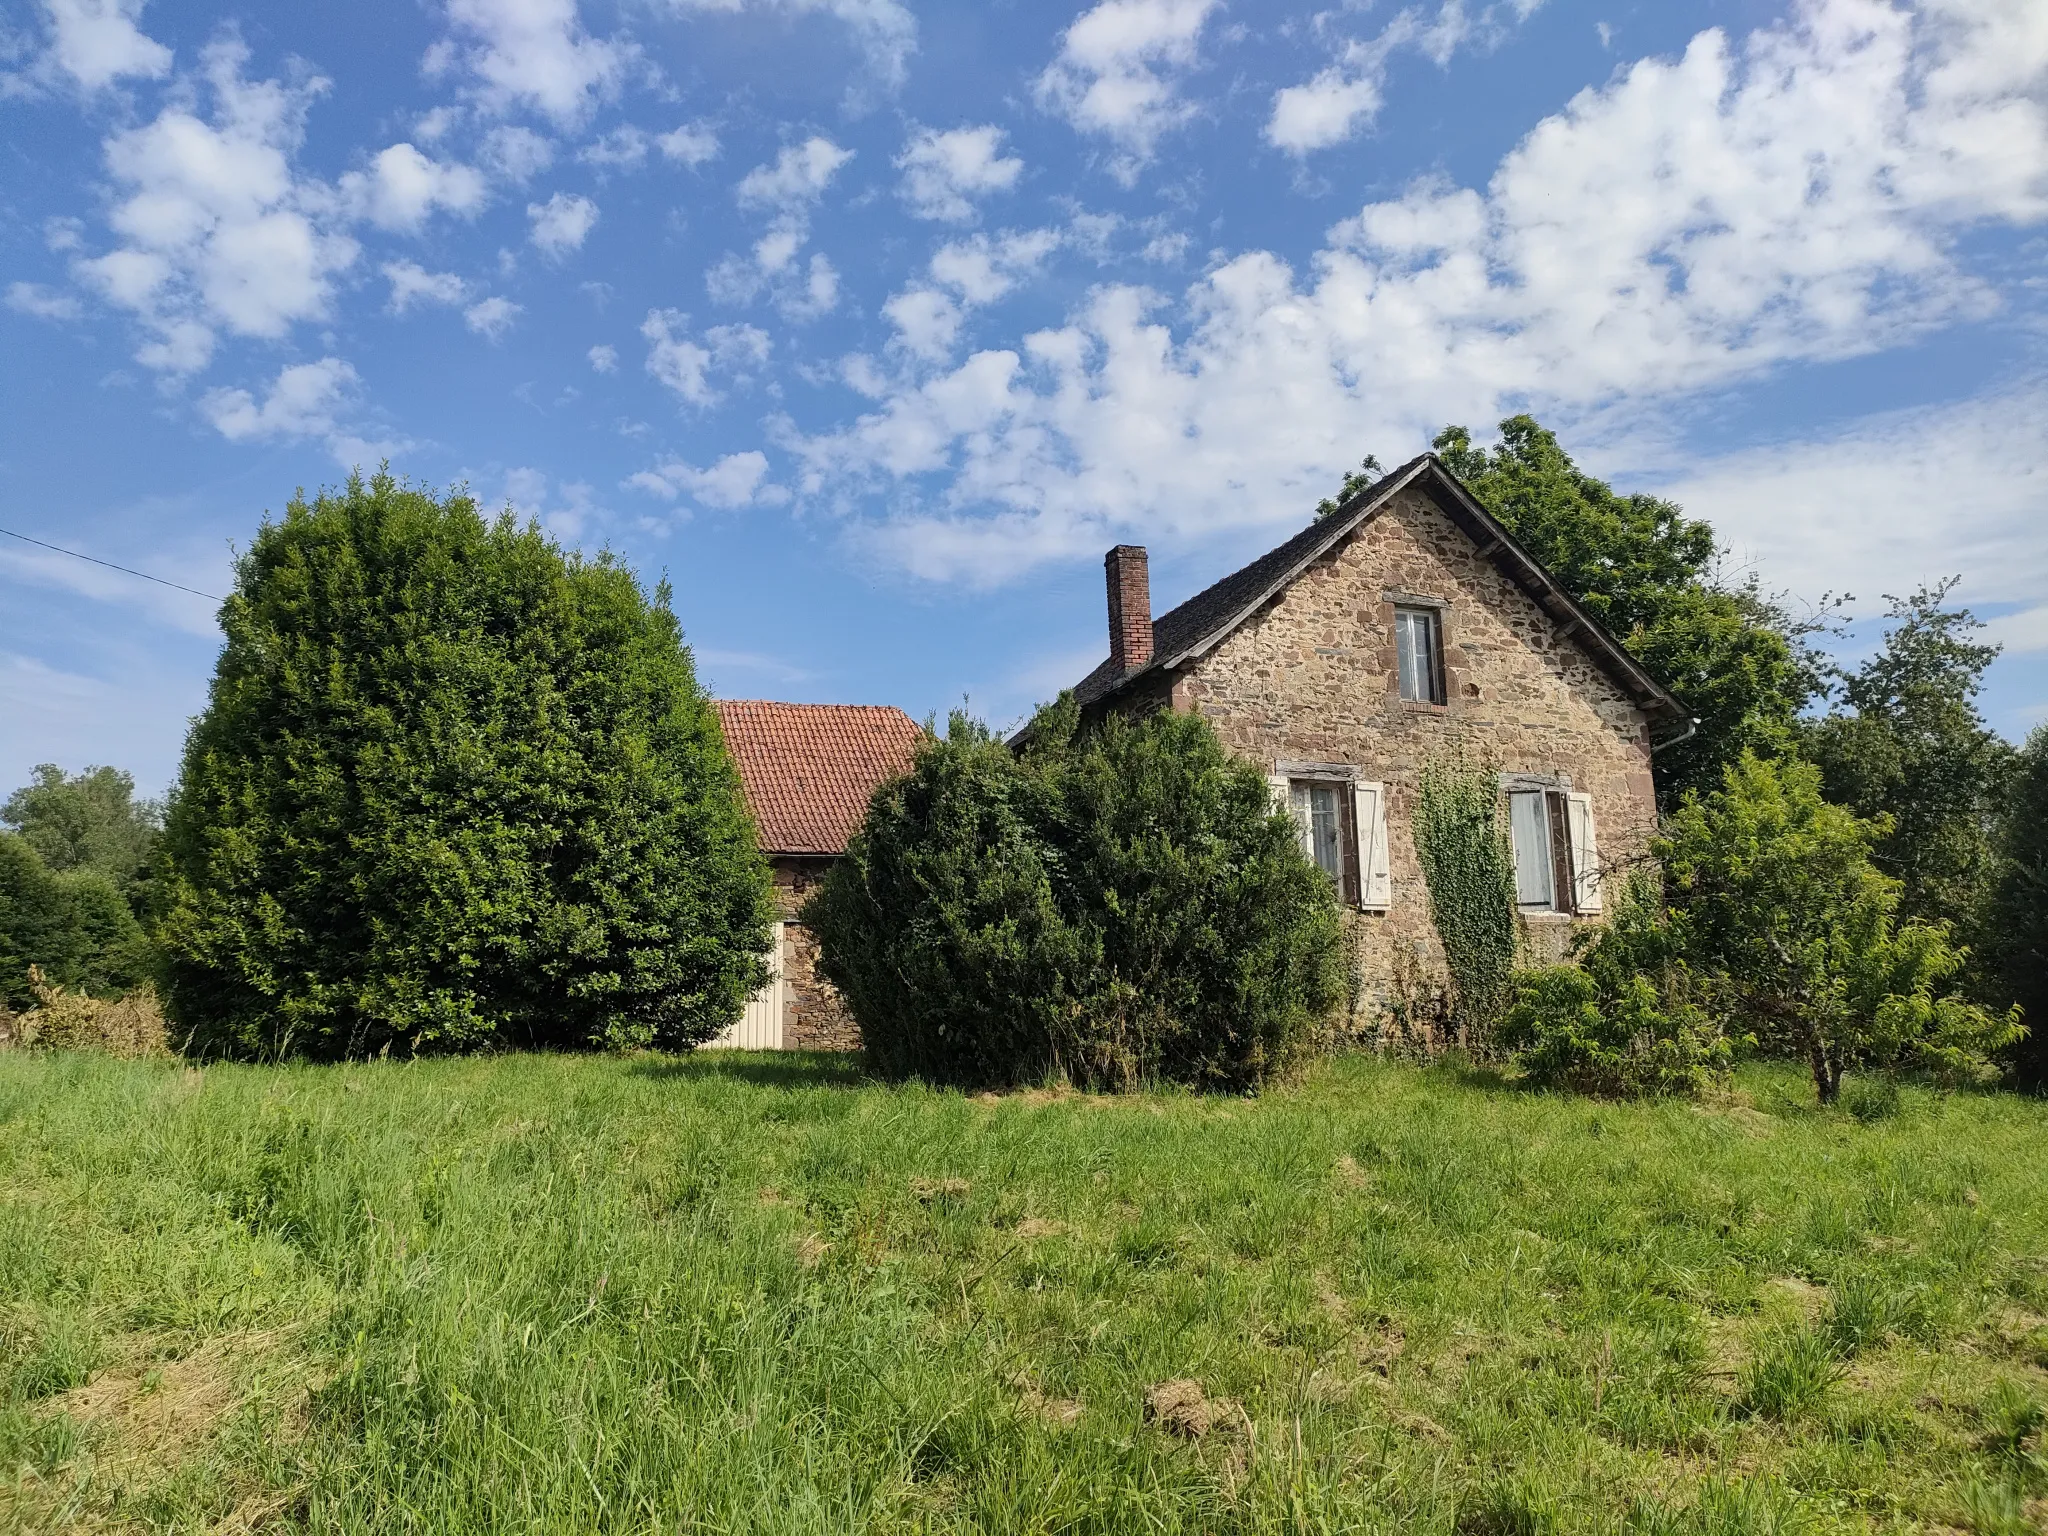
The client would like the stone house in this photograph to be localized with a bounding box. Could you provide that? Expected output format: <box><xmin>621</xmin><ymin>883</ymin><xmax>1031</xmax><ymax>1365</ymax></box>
<box><xmin>1056</xmin><ymin>451</ymin><xmax>1692</xmax><ymax>1026</ymax></box>
<box><xmin>709</xmin><ymin>700</ymin><xmax>921</xmax><ymax>1050</ymax></box>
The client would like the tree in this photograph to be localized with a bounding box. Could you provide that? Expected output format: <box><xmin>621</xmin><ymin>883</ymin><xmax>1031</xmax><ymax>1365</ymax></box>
<box><xmin>158</xmin><ymin>471</ymin><xmax>774</xmax><ymax>1060</ymax></box>
<box><xmin>1658</xmin><ymin>753</ymin><xmax>2019</xmax><ymax>1103</ymax></box>
<box><xmin>1984</xmin><ymin>725</ymin><xmax>2048</xmax><ymax>1086</ymax></box>
<box><xmin>808</xmin><ymin>700</ymin><xmax>1343</xmax><ymax>1091</ymax></box>
<box><xmin>1803</xmin><ymin>581</ymin><xmax>2011</xmax><ymax>930</ymax></box>
<box><xmin>1430</xmin><ymin>418</ymin><xmax>1823</xmax><ymax>806</ymax></box>
<box><xmin>0</xmin><ymin>833</ymin><xmax>151</xmax><ymax>1010</ymax></box>
<box><xmin>2</xmin><ymin>764</ymin><xmax>161</xmax><ymax>917</ymax></box>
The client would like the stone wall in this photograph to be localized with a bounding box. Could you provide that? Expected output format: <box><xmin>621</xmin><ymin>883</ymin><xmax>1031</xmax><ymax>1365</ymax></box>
<box><xmin>1160</xmin><ymin>483</ymin><xmax>1661</xmax><ymax>1035</ymax></box>
<box><xmin>769</xmin><ymin>856</ymin><xmax>863</xmax><ymax>1052</ymax></box>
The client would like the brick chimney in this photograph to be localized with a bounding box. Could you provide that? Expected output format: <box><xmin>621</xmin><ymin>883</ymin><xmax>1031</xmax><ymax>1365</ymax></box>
<box><xmin>1105</xmin><ymin>544</ymin><xmax>1153</xmax><ymax>674</ymax></box>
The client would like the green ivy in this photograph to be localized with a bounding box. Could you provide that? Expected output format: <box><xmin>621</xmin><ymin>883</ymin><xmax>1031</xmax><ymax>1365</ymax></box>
<box><xmin>1413</xmin><ymin>757</ymin><xmax>1519</xmax><ymax>1040</ymax></box>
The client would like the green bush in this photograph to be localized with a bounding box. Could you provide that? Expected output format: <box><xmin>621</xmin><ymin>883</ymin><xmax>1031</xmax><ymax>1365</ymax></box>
<box><xmin>807</xmin><ymin>701</ymin><xmax>1343</xmax><ymax>1090</ymax></box>
<box><xmin>158</xmin><ymin>471</ymin><xmax>774</xmax><ymax>1059</ymax></box>
<box><xmin>1500</xmin><ymin>878</ymin><xmax>1730</xmax><ymax>1098</ymax></box>
<box><xmin>0</xmin><ymin>833</ymin><xmax>152</xmax><ymax>1010</ymax></box>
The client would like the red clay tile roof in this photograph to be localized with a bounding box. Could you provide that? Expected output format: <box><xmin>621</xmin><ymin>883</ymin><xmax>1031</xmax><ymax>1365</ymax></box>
<box><xmin>713</xmin><ymin>700</ymin><xmax>923</xmax><ymax>856</ymax></box>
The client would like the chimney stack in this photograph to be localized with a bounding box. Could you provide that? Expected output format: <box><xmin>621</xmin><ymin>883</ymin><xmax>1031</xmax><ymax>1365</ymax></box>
<box><xmin>1105</xmin><ymin>544</ymin><xmax>1153</xmax><ymax>674</ymax></box>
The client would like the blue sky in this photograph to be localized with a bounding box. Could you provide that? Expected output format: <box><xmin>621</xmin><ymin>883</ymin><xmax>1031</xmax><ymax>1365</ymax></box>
<box><xmin>2</xmin><ymin>0</ymin><xmax>2044</xmax><ymax>797</ymax></box>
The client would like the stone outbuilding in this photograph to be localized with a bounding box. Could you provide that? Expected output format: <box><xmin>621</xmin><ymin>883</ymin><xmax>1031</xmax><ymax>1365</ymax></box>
<box><xmin>1050</xmin><ymin>452</ymin><xmax>1693</xmax><ymax>1030</ymax></box>
<box><xmin>710</xmin><ymin>700</ymin><xmax>922</xmax><ymax>1050</ymax></box>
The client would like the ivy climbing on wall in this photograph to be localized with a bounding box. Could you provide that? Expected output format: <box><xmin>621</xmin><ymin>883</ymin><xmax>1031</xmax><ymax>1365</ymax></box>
<box><xmin>1413</xmin><ymin>757</ymin><xmax>1520</xmax><ymax>1043</ymax></box>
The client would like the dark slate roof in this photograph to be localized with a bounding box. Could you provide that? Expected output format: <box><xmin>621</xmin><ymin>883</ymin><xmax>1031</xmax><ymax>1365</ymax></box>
<box><xmin>713</xmin><ymin>700</ymin><xmax>923</xmax><ymax>855</ymax></box>
<box><xmin>1063</xmin><ymin>454</ymin><xmax>1686</xmax><ymax>731</ymax></box>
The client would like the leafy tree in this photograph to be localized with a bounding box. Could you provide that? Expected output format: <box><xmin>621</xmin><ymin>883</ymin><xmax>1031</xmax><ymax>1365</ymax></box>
<box><xmin>1430</xmin><ymin>417</ymin><xmax>1823</xmax><ymax>806</ymax></box>
<box><xmin>1658</xmin><ymin>753</ymin><xmax>2020</xmax><ymax>1103</ymax></box>
<box><xmin>808</xmin><ymin>700</ymin><xmax>1342</xmax><ymax>1091</ymax></box>
<box><xmin>159</xmin><ymin>471</ymin><xmax>774</xmax><ymax>1060</ymax></box>
<box><xmin>1803</xmin><ymin>581</ymin><xmax>2011</xmax><ymax>930</ymax></box>
<box><xmin>0</xmin><ymin>834</ymin><xmax>151</xmax><ymax>1010</ymax></box>
<box><xmin>1984</xmin><ymin>725</ymin><xmax>2048</xmax><ymax>1086</ymax></box>
<box><xmin>2</xmin><ymin>764</ymin><xmax>161</xmax><ymax>917</ymax></box>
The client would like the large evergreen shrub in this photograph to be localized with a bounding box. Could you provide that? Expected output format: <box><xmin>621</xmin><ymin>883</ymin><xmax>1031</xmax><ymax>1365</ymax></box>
<box><xmin>807</xmin><ymin>701</ymin><xmax>1342</xmax><ymax>1090</ymax></box>
<box><xmin>0</xmin><ymin>833</ymin><xmax>152</xmax><ymax>1010</ymax></box>
<box><xmin>159</xmin><ymin>472</ymin><xmax>773</xmax><ymax>1059</ymax></box>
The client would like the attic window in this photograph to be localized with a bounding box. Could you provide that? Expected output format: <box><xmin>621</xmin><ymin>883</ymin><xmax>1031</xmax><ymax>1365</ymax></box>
<box><xmin>1394</xmin><ymin>607</ymin><xmax>1446</xmax><ymax>704</ymax></box>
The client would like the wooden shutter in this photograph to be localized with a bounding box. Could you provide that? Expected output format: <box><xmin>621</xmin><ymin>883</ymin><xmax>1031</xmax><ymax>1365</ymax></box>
<box><xmin>1352</xmin><ymin>780</ymin><xmax>1392</xmax><ymax>910</ymax></box>
<box><xmin>1566</xmin><ymin>792</ymin><xmax>1602</xmax><ymax>913</ymax></box>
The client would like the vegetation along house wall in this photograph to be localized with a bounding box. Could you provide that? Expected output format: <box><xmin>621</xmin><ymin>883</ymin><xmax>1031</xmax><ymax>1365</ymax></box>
<box><xmin>1057</xmin><ymin>453</ymin><xmax>1692</xmax><ymax>1031</ymax></box>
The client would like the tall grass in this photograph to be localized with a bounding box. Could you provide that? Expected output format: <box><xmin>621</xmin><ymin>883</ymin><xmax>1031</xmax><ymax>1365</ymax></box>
<box><xmin>2</xmin><ymin>1051</ymin><xmax>2045</xmax><ymax>1533</ymax></box>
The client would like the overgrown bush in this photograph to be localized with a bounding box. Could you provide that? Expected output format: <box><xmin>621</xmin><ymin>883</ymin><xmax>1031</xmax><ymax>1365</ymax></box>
<box><xmin>1500</xmin><ymin>878</ymin><xmax>1729</xmax><ymax>1097</ymax></box>
<box><xmin>158</xmin><ymin>471</ymin><xmax>773</xmax><ymax>1059</ymax></box>
<box><xmin>1660</xmin><ymin>752</ymin><xmax>2022</xmax><ymax>1103</ymax></box>
<box><xmin>12</xmin><ymin>966</ymin><xmax>169</xmax><ymax>1058</ymax></box>
<box><xmin>1411</xmin><ymin>757</ymin><xmax>1519</xmax><ymax>1039</ymax></box>
<box><xmin>807</xmin><ymin>700</ymin><xmax>1343</xmax><ymax>1090</ymax></box>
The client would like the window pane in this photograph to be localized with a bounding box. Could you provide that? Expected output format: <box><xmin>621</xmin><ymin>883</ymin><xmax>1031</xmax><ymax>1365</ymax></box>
<box><xmin>1396</xmin><ymin>611</ymin><xmax>1419</xmax><ymax>700</ymax></box>
<box><xmin>1307</xmin><ymin>782</ymin><xmax>1344</xmax><ymax>881</ymax></box>
<box><xmin>1509</xmin><ymin>791</ymin><xmax>1554</xmax><ymax>908</ymax></box>
<box><xmin>1396</xmin><ymin>608</ymin><xmax>1441</xmax><ymax>703</ymax></box>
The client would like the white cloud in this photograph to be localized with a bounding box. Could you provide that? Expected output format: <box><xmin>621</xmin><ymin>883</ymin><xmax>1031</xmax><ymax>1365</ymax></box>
<box><xmin>73</xmin><ymin>38</ymin><xmax>358</xmax><ymax>374</ymax></box>
<box><xmin>6</xmin><ymin>281</ymin><xmax>83</xmax><ymax>320</ymax></box>
<box><xmin>493</xmin><ymin>466</ymin><xmax>603</xmax><ymax>538</ymax></box>
<box><xmin>588</xmin><ymin>342</ymin><xmax>617</xmax><ymax>371</ymax></box>
<box><xmin>1984</xmin><ymin>604</ymin><xmax>2048</xmax><ymax>657</ymax></box>
<box><xmin>1649</xmin><ymin>381</ymin><xmax>2048</xmax><ymax>614</ymax></box>
<box><xmin>479</xmin><ymin>124</ymin><xmax>556</xmax><ymax>181</ymax></box>
<box><xmin>657</xmin><ymin>120</ymin><xmax>720</xmax><ymax>166</ymax></box>
<box><xmin>1035</xmin><ymin>0</ymin><xmax>1218</xmax><ymax>181</ymax></box>
<box><xmin>896</xmin><ymin>124</ymin><xmax>1023</xmax><ymax>221</ymax></box>
<box><xmin>464</xmin><ymin>294</ymin><xmax>522</xmax><ymax>337</ymax></box>
<box><xmin>36</xmin><ymin>0</ymin><xmax>172</xmax><ymax>91</ymax></box>
<box><xmin>200</xmin><ymin>356</ymin><xmax>360</xmax><ymax>446</ymax></box>
<box><xmin>929</xmin><ymin>228</ymin><xmax>1060</xmax><ymax>304</ymax></box>
<box><xmin>640</xmin><ymin>309</ymin><xmax>771</xmax><ymax>405</ymax></box>
<box><xmin>1268</xmin><ymin>1</ymin><xmax>1548</xmax><ymax>154</ymax></box>
<box><xmin>427</xmin><ymin>0</ymin><xmax>632</xmax><ymax>127</ymax></box>
<box><xmin>883</xmin><ymin>288</ymin><xmax>961</xmax><ymax>360</ymax></box>
<box><xmin>383</xmin><ymin>259</ymin><xmax>468</xmax><ymax>312</ymax></box>
<box><xmin>341</xmin><ymin>142</ymin><xmax>487</xmax><ymax>231</ymax></box>
<box><xmin>785</xmin><ymin>0</ymin><xmax>2048</xmax><ymax>584</ymax></box>
<box><xmin>627</xmin><ymin>449</ymin><xmax>784</xmax><ymax>508</ymax></box>
<box><xmin>527</xmin><ymin>190</ymin><xmax>598</xmax><ymax>257</ymax></box>
<box><xmin>736</xmin><ymin>136</ymin><xmax>854</xmax><ymax>208</ymax></box>
<box><xmin>43</xmin><ymin>216</ymin><xmax>85</xmax><ymax>252</ymax></box>
<box><xmin>660</xmin><ymin>0</ymin><xmax>916</xmax><ymax>92</ymax></box>
<box><xmin>580</xmin><ymin>124</ymin><xmax>649</xmax><ymax>168</ymax></box>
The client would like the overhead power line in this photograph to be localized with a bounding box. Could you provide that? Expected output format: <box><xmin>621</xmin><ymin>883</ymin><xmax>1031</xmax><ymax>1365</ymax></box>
<box><xmin>0</xmin><ymin>524</ymin><xmax>223</xmax><ymax>603</ymax></box>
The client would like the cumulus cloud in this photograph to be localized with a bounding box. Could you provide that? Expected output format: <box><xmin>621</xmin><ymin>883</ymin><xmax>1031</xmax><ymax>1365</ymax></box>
<box><xmin>425</xmin><ymin>0</ymin><xmax>633</xmax><ymax>127</ymax></box>
<box><xmin>627</xmin><ymin>449</ymin><xmax>786</xmax><ymax>508</ymax></box>
<box><xmin>579</xmin><ymin>124</ymin><xmax>649</xmax><ymax>169</ymax></box>
<box><xmin>199</xmin><ymin>356</ymin><xmax>373</xmax><ymax>464</ymax></box>
<box><xmin>736</xmin><ymin>136</ymin><xmax>854</xmax><ymax>208</ymax></box>
<box><xmin>588</xmin><ymin>342</ymin><xmax>617</xmax><ymax>371</ymax></box>
<box><xmin>527</xmin><ymin>190</ymin><xmax>598</xmax><ymax>257</ymax></box>
<box><xmin>1035</xmin><ymin>0</ymin><xmax>1218</xmax><ymax>181</ymax></box>
<box><xmin>464</xmin><ymin>294</ymin><xmax>522</xmax><ymax>337</ymax></box>
<box><xmin>340</xmin><ymin>143</ymin><xmax>487</xmax><ymax>231</ymax></box>
<box><xmin>896</xmin><ymin>124</ymin><xmax>1022</xmax><ymax>221</ymax></box>
<box><xmin>785</xmin><ymin>0</ymin><xmax>2048</xmax><ymax>584</ymax></box>
<box><xmin>1268</xmin><ymin>0</ymin><xmax>1548</xmax><ymax>154</ymax></box>
<box><xmin>382</xmin><ymin>260</ymin><xmax>468</xmax><ymax>312</ymax></box>
<box><xmin>479</xmin><ymin>124</ymin><xmax>556</xmax><ymax>181</ymax></box>
<box><xmin>495</xmin><ymin>466</ymin><xmax>603</xmax><ymax>538</ymax></box>
<box><xmin>880</xmin><ymin>228</ymin><xmax>1062</xmax><ymax>361</ymax></box>
<box><xmin>640</xmin><ymin>309</ymin><xmax>771</xmax><ymax>405</ymax></box>
<box><xmin>29</xmin><ymin>0</ymin><xmax>172</xmax><ymax>92</ymax></box>
<box><xmin>657</xmin><ymin>120</ymin><xmax>720</xmax><ymax>166</ymax></box>
<box><xmin>660</xmin><ymin>0</ymin><xmax>916</xmax><ymax>93</ymax></box>
<box><xmin>6</xmin><ymin>281</ymin><xmax>83</xmax><ymax>320</ymax></box>
<box><xmin>73</xmin><ymin>38</ymin><xmax>358</xmax><ymax>374</ymax></box>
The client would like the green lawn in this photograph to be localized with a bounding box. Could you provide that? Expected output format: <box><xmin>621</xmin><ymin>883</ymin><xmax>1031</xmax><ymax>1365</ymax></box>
<box><xmin>2</xmin><ymin>1051</ymin><xmax>2044</xmax><ymax>1534</ymax></box>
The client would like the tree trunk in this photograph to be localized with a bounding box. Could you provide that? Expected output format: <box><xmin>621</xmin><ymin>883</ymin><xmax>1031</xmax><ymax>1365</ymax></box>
<box><xmin>1810</xmin><ymin>1042</ymin><xmax>1841</xmax><ymax>1104</ymax></box>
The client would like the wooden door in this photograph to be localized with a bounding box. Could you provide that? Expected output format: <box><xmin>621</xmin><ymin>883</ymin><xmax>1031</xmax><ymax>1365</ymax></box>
<box><xmin>705</xmin><ymin>924</ymin><xmax>784</xmax><ymax>1049</ymax></box>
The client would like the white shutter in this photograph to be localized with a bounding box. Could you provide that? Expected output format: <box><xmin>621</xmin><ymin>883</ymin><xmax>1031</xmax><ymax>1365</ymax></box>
<box><xmin>1352</xmin><ymin>780</ymin><xmax>1392</xmax><ymax>910</ymax></box>
<box><xmin>1567</xmin><ymin>792</ymin><xmax>1602</xmax><ymax>913</ymax></box>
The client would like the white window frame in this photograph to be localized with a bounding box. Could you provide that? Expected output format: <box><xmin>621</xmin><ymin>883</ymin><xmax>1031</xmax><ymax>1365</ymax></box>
<box><xmin>1394</xmin><ymin>606</ymin><xmax>1446</xmax><ymax>705</ymax></box>
<box><xmin>1270</xmin><ymin>764</ymin><xmax>1392</xmax><ymax>912</ymax></box>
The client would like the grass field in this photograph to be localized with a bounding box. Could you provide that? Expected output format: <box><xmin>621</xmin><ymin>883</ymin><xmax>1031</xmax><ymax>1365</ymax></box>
<box><xmin>2</xmin><ymin>1050</ymin><xmax>2045</xmax><ymax>1535</ymax></box>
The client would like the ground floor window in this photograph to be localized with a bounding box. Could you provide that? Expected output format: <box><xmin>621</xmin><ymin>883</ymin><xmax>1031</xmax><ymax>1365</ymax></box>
<box><xmin>1288</xmin><ymin>779</ymin><xmax>1357</xmax><ymax>904</ymax></box>
<box><xmin>1507</xmin><ymin>786</ymin><xmax>1602</xmax><ymax>914</ymax></box>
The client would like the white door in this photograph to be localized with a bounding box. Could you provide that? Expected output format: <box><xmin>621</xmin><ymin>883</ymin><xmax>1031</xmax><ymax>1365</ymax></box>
<box><xmin>706</xmin><ymin>924</ymin><xmax>784</xmax><ymax>1049</ymax></box>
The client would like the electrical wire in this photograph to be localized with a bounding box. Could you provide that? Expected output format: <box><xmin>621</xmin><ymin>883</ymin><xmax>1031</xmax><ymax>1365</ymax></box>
<box><xmin>0</xmin><ymin>524</ymin><xmax>222</xmax><ymax>602</ymax></box>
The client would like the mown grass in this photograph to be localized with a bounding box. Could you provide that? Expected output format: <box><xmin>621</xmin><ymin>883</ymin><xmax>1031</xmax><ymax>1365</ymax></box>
<box><xmin>2</xmin><ymin>1050</ymin><xmax>2045</xmax><ymax>1534</ymax></box>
